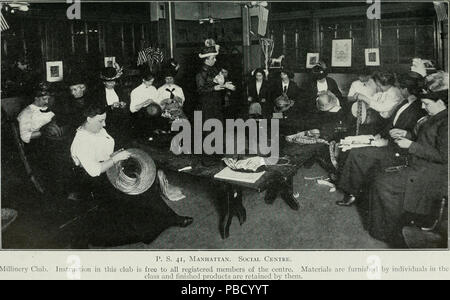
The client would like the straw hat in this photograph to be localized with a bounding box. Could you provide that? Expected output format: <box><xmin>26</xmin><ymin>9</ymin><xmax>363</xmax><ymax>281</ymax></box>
<box><xmin>106</xmin><ymin>148</ymin><xmax>157</xmax><ymax>195</ymax></box>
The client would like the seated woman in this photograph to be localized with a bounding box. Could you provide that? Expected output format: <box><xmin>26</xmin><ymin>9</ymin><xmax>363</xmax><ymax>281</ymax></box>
<box><xmin>247</xmin><ymin>68</ymin><xmax>271</xmax><ymax>118</ymax></box>
<box><xmin>70</xmin><ymin>104</ymin><xmax>193</xmax><ymax>248</ymax></box>
<box><xmin>271</xmin><ymin>69</ymin><xmax>303</xmax><ymax>111</ymax></box>
<box><xmin>352</xmin><ymin>70</ymin><xmax>403</xmax><ymax>133</ymax></box>
<box><xmin>307</xmin><ymin>61</ymin><xmax>344</xmax><ymax>112</ymax></box>
<box><xmin>368</xmin><ymin>90</ymin><xmax>447</xmax><ymax>247</ymax></box>
<box><xmin>336</xmin><ymin>72</ymin><xmax>427</xmax><ymax>206</ymax></box>
<box><xmin>17</xmin><ymin>83</ymin><xmax>55</xmax><ymax>146</ymax></box>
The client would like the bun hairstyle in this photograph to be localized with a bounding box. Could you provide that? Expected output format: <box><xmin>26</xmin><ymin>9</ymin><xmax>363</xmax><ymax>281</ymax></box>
<box><xmin>280</xmin><ymin>68</ymin><xmax>294</xmax><ymax>79</ymax></box>
<box><xmin>373</xmin><ymin>71</ymin><xmax>396</xmax><ymax>87</ymax></box>
<box><xmin>142</xmin><ymin>72</ymin><xmax>155</xmax><ymax>81</ymax></box>
<box><xmin>397</xmin><ymin>71</ymin><xmax>425</xmax><ymax>97</ymax></box>
<box><xmin>83</xmin><ymin>101</ymin><xmax>107</xmax><ymax>120</ymax></box>
<box><xmin>252</xmin><ymin>68</ymin><xmax>267</xmax><ymax>80</ymax></box>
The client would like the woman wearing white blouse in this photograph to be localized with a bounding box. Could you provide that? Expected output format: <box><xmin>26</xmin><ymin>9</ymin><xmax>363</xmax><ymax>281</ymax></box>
<box><xmin>354</xmin><ymin>71</ymin><xmax>403</xmax><ymax>119</ymax></box>
<box><xmin>70</xmin><ymin>104</ymin><xmax>193</xmax><ymax>247</ymax></box>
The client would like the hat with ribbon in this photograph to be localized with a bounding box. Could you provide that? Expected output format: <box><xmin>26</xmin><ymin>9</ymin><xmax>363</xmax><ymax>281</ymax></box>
<box><xmin>199</xmin><ymin>39</ymin><xmax>220</xmax><ymax>59</ymax></box>
<box><xmin>100</xmin><ymin>63</ymin><xmax>123</xmax><ymax>81</ymax></box>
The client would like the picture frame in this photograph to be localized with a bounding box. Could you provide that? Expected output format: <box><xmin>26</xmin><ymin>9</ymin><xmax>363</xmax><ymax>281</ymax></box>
<box><xmin>46</xmin><ymin>61</ymin><xmax>63</xmax><ymax>82</ymax></box>
<box><xmin>104</xmin><ymin>56</ymin><xmax>116</xmax><ymax>68</ymax></box>
<box><xmin>306</xmin><ymin>53</ymin><xmax>320</xmax><ymax>69</ymax></box>
<box><xmin>331</xmin><ymin>39</ymin><xmax>352</xmax><ymax>67</ymax></box>
<box><xmin>365</xmin><ymin>48</ymin><xmax>380</xmax><ymax>66</ymax></box>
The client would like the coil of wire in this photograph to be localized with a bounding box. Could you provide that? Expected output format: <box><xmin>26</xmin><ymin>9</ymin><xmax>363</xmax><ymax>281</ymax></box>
<box><xmin>106</xmin><ymin>148</ymin><xmax>157</xmax><ymax>195</ymax></box>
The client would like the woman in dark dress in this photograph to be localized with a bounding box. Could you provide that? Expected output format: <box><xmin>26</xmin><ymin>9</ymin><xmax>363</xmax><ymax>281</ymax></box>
<box><xmin>368</xmin><ymin>90</ymin><xmax>448</xmax><ymax>247</ymax></box>
<box><xmin>247</xmin><ymin>68</ymin><xmax>271</xmax><ymax>118</ymax></box>
<box><xmin>70</xmin><ymin>104</ymin><xmax>193</xmax><ymax>248</ymax></box>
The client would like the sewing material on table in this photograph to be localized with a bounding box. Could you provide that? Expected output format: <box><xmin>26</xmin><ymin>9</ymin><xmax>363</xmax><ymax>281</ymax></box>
<box><xmin>286</xmin><ymin>130</ymin><xmax>329</xmax><ymax>145</ymax></box>
<box><xmin>214</xmin><ymin>167</ymin><xmax>265</xmax><ymax>184</ymax></box>
<box><xmin>222</xmin><ymin>157</ymin><xmax>266</xmax><ymax>172</ymax></box>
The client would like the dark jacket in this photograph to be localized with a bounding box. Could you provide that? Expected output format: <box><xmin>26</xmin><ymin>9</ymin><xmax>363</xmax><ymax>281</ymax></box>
<box><xmin>247</xmin><ymin>79</ymin><xmax>271</xmax><ymax>103</ymax></box>
<box><xmin>403</xmin><ymin>109</ymin><xmax>448</xmax><ymax>216</ymax></box>
<box><xmin>196</xmin><ymin>64</ymin><xmax>223</xmax><ymax>121</ymax></box>
<box><xmin>271</xmin><ymin>80</ymin><xmax>302</xmax><ymax>103</ymax></box>
<box><xmin>247</xmin><ymin>79</ymin><xmax>272</xmax><ymax>116</ymax></box>
<box><xmin>379</xmin><ymin>99</ymin><xmax>426</xmax><ymax>140</ymax></box>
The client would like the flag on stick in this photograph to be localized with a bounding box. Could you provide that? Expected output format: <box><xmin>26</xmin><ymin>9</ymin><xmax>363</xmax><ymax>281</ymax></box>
<box><xmin>0</xmin><ymin>12</ymin><xmax>9</xmax><ymax>32</ymax></box>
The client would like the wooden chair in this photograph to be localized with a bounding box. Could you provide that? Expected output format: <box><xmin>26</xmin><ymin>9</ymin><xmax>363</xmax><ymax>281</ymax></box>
<box><xmin>402</xmin><ymin>197</ymin><xmax>448</xmax><ymax>248</ymax></box>
<box><xmin>10</xmin><ymin>119</ymin><xmax>45</xmax><ymax>194</ymax></box>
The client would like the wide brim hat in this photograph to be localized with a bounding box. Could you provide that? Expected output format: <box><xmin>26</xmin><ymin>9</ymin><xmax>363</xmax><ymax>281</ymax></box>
<box><xmin>199</xmin><ymin>38</ymin><xmax>220</xmax><ymax>59</ymax></box>
<box><xmin>100</xmin><ymin>66</ymin><xmax>123</xmax><ymax>81</ymax></box>
<box><xmin>419</xmin><ymin>89</ymin><xmax>449</xmax><ymax>104</ymax></box>
<box><xmin>162</xmin><ymin>66</ymin><xmax>177</xmax><ymax>79</ymax></box>
<box><xmin>106</xmin><ymin>148</ymin><xmax>157</xmax><ymax>195</ymax></box>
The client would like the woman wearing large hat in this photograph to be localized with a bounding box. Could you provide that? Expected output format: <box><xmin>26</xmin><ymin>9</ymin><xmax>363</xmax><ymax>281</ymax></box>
<box><xmin>94</xmin><ymin>64</ymin><xmax>130</xmax><ymax>147</ymax></box>
<box><xmin>195</xmin><ymin>39</ymin><xmax>234</xmax><ymax>121</ymax></box>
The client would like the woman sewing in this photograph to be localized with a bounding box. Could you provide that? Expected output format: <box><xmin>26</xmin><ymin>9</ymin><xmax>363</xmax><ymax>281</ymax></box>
<box><xmin>353</xmin><ymin>70</ymin><xmax>403</xmax><ymax>133</ymax></box>
<box><xmin>70</xmin><ymin>104</ymin><xmax>193</xmax><ymax>248</ymax></box>
<box><xmin>368</xmin><ymin>90</ymin><xmax>447</xmax><ymax>247</ymax></box>
<box><xmin>336</xmin><ymin>72</ymin><xmax>426</xmax><ymax>207</ymax></box>
<box><xmin>246</xmin><ymin>68</ymin><xmax>271</xmax><ymax>118</ymax></box>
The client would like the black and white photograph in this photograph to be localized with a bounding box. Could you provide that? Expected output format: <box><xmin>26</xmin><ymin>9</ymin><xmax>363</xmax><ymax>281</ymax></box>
<box><xmin>0</xmin><ymin>0</ymin><xmax>448</xmax><ymax>260</ymax></box>
<box><xmin>365</xmin><ymin>48</ymin><xmax>380</xmax><ymax>66</ymax></box>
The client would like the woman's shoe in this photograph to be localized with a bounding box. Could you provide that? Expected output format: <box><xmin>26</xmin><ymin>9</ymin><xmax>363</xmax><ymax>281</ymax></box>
<box><xmin>336</xmin><ymin>194</ymin><xmax>356</xmax><ymax>207</ymax></box>
<box><xmin>175</xmin><ymin>216</ymin><xmax>194</xmax><ymax>228</ymax></box>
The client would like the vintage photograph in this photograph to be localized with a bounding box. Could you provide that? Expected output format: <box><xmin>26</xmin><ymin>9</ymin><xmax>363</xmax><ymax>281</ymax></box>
<box><xmin>0</xmin><ymin>1</ymin><xmax>448</xmax><ymax>252</ymax></box>
<box><xmin>365</xmin><ymin>48</ymin><xmax>380</xmax><ymax>66</ymax></box>
<box><xmin>331</xmin><ymin>39</ymin><xmax>353</xmax><ymax>67</ymax></box>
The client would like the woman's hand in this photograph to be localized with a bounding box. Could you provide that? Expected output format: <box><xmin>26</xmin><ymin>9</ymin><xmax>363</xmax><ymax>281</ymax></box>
<box><xmin>372</xmin><ymin>138</ymin><xmax>388</xmax><ymax>147</ymax></box>
<box><xmin>248</xmin><ymin>96</ymin><xmax>253</xmax><ymax>102</ymax></box>
<box><xmin>214</xmin><ymin>84</ymin><xmax>225</xmax><ymax>91</ymax></box>
<box><xmin>224</xmin><ymin>82</ymin><xmax>236</xmax><ymax>91</ymax></box>
<box><xmin>112</xmin><ymin>150</ymin><xmax>131</xmax><ymax>163</ymax></box>
<box><xmin>261</xmin><ymin>98</ymin><xmax>266</xmax><ymax>103</ymax></box>
<box><xmin>394</xmin><ymin>137</ymin><xmax>413</xmax><ymax>149</ymax></box>
<box><xmin>389</xmin><ymin>128</ymin><xmax>407</xmax><ymax>139</ymax></box>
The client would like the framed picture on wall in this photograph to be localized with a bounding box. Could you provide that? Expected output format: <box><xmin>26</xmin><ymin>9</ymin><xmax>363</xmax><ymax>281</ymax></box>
<box><xmin>365</xmin><ymin>48</ymin><xmax>380</xmax><ymax>66</ymax></box>
<box><xmin>104</xmin><ymin>57</ymin><xmax>116</xmax><ymax>68</ymax></box>
<box><xmin>331</xmin><ymin>39</ymin><xmax>352</xmax><ymax>67</ymax></box>
<box><xmin>306</xmin><ymin>53</ymin><xmax>320</xmax><ymax>69</ymax></box>
<box><xmin>46</xmin><ymin>61</ymin><xmax>63</xmax><ymax>82</ymax></box>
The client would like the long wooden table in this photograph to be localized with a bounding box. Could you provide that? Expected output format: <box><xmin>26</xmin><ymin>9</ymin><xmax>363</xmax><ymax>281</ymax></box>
<box><xmin>132</xmin><ymin>137</ymin><xmax>322</xmax><ymax>239</ymax></box>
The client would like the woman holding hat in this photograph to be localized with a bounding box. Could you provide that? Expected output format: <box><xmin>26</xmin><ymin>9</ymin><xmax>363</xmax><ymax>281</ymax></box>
<box><xmin>307</xmin><ymin>61</ymin><xmax>344</xmax><ymax>113</ymax></box>
<box><xmin>70</xmin><ymin>103</ymin><xmax>193</xmax><ymax>247</ymax></box>
<box><xmin>95</xmin><ymin>65</ymin><xmax>130</xmax><ymax>147</ymax></box>
<box><xmin>367</xmin><ymin>89</ymin><xmax>448</xmax><ymax>247</ymax></box>
<box><xmin>247</xmin><ymin>68</ymin><xmax>271</xmax><ymax>118</ymax></box>
<box><xmin>196</xmin><ymin>39</ymin><xmax>234</xmax><ymax>121</ymax></box>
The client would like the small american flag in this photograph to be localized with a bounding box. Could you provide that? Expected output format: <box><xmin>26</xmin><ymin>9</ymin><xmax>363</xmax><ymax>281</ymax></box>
<box><xmin>434</xmin><ymin>2</ymin><xmax>448</xmax><ymax>22</ymax></box>
<box><xmin>0</xmin><ymin>12</ymin><xmax>9</xmax><ymax>32</ymax></box>
<box><xmin>137</xmin><ymin>47</ymin><xmax>164</xmax><ymax>67</ymax></box>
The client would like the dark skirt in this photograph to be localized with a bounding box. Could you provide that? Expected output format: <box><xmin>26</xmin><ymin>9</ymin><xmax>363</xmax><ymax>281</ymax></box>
<box><xmin>201</xmin><ymin>93</ymin><xmax>224</xmax><ymax>122</ymax></box>
<box><xmin>368</xmin><ymin>168</ymin><xmax>409</xmax><ymax>244</ymax></box>
<box><xmin>75</xmin><ymin>170</ymin><xmax>180</xmax><ymax>247</ymax></box>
